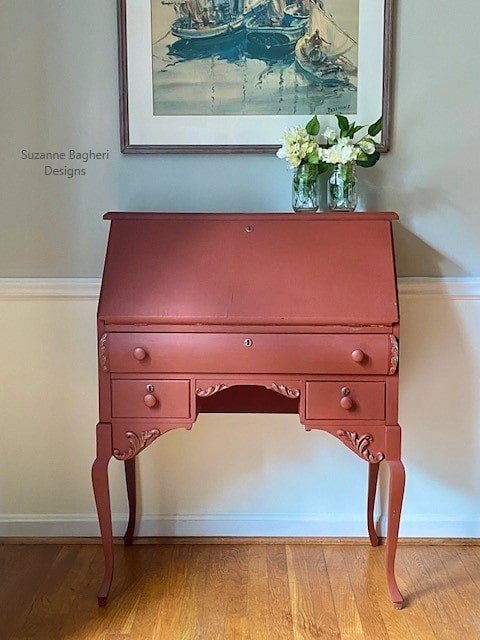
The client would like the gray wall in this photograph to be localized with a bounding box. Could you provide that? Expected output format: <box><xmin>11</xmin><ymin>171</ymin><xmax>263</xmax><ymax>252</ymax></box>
<box><xmin>0</xmin><ymin>0</ymin><xmax>478</xmax><ymax>277</ymax></box>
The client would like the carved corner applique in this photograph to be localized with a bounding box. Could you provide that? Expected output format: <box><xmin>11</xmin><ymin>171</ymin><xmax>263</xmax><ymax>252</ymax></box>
<box><xmin>196</xmin><ymin>382</ymin><xmax>300</xmax><ymax>399</ymax></box>
<box><xmin>196</xmin><ymin>384</ymin><xmax>230</xmax><ymax>398</ymax></box>
<box><xmin>99</xmin><ymin>333</ymin><xmax>109</xmax><ymax>372</ymax></box>
<box><xmin>113</xmin><ymin>429</ymin><xmax>160</xmax><ymax>460</ymax></box>
<box><xmin>336</xmin><ymin>430</ymin><xmax>385</xmax><ymax>463</ymax></box>
<box><xmin>266</xmin><ymin>383</ymin><xmax>301</xmax><ymax>399</ymax></box>
<box><xmin>389</xmin><ymin>335</ymin><xmax>399</xmax><ymax>375</ymax></box>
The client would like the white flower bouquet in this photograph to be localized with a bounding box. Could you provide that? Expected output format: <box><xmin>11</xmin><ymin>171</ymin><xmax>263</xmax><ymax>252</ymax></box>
<box><xmin>277</xmin><ymin>114</ymin><xmax>383</xmax><ymax>211</ymax></box>
<box><xmin>277</xmin><ymin>114</ymin><xmax>382</xmax><ymax>172</ymax></box>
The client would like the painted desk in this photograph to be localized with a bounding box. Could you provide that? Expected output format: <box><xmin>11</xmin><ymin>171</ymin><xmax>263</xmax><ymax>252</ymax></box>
<box><xmin>93</xmin><ymin>212</ymin><xmax>405</xmax><ymax>608</ymax></box>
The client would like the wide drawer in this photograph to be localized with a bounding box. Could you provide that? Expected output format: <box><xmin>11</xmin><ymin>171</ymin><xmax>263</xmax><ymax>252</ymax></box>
<box><xmin>305</xmin><ymin>381</ymin><xmax>385</xmax><ymax>420</ymax></box>
<box><xmin>111</xmin><ymin>379</ymin><xmax>190</xmax><ymax>419</ymax></box>
<box><xmin>107</xmin><ymin>333</ymin><xmax>393</xmax><ymax>374</ymax></box>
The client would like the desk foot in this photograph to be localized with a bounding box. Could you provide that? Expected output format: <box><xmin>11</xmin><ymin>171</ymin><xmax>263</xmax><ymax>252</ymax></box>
<box><xmin>123</xmin><ymin>458</ymin><xmax>136</xmax><ymax>546</ymax></box>
<box><xmin>97</xmin><ymin>595</ymin><xmax>107</xmax><ymax>607</ymax></box>
<box><xmin>386</xmin><ymin>459</ymin><xmax>406</xmax><ymax>609</ymax></box>
<box><xmin>367</xmin><ymin>462</ymin><xmax>380</xmax><ymax>547</ymax></box>
<box><xmin>92</xmin><ymin>423</ymin><xmax>114</xmax><ymax>607</ymax></box>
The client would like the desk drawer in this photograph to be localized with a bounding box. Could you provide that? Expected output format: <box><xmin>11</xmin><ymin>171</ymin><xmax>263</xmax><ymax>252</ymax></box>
<box><xmin>111</xmin><ymin>379</ymin><xmax>190</xmax><ymax>419</ymax></box>
<box><xmin>107</xmin><ymin>333</ymin><xmax>393</xmax><ymax>375</ymax></box>
<box><xmin>306</xmin><ymin>382</ymin><xmax>385</xmax><ymax>420</ymax></box>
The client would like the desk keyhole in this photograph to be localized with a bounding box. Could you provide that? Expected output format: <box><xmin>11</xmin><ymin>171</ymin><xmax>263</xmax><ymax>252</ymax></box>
<box><xmin>244</xmin><ymin>338</ymin><xmax>253</xmax><ymax>347</ymax></box>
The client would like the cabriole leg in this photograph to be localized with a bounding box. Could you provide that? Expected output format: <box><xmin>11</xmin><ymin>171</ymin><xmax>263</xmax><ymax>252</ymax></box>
<box><xmin>367</xmin><ymin>462</ymin><xmax>380</xmax><ymax>547</ymax></box>
<box><xmin>92</xmin><ymin>422</ymin><xmax>114</xmax><ymax>607</ymax></box>
<box><xmin>123</xmin><ymin>458</ymin><xmax>136</xmax><ymax>546</ymax></box>
<box><xmin>386</xmin><ymin>459</ymin><xmax>406</xmax><ymax>609</ymax></box>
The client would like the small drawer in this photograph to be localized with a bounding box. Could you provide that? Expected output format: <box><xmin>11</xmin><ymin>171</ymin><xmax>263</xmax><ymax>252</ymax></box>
<box><xmin>305</xmin><ymin>382</ymin><xmax>385</xmax><ymax>421</ymax></box>
<box><xmin>111</xmin><ymin>379</ymin><xmax>190</xmax><ymax>419</ymax></box>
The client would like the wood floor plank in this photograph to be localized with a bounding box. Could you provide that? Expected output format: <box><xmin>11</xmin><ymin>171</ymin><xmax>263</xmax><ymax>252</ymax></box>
<box><xmin>9</xmin><ymin>545</ymin><xmax>86</xmax><ymax>640</ymax></box>
<box><xmin>323</xmin><ymin>545</ymin><xmax>364</xmax><ymax>640</ymax></box>
<box><xmin>287</xmin><ymin>544</ymin><xmax>341</xmax><ymax>640</ymax></box>
<box><xmin>364</xmin><ymin>546</ymin><xmax>419</xmax><ymax>640</ymax></box>
<box><xmin>433</xmin><ymin>547</ymin><xmax>480</xmax><ymax>635</ymax></box>
<box><xmin>0</xmin><ymin>545</ymin><xmax>61</xmax><ymax>640</ymax></box>
<box><xmin>3</xmin><ymin>542</ymin><xmax>480</xmax><ymax>640</ymax></box>
<box><xmin>403</xmin><ymin>545</ymin><xmax>466</xmax><ymax>640</ymax></box>
<box><xmin>392</xmin><ymin>546</ymin><xmax>437</xmax><ymax>640</ymax></box>
<box><xmin>246</xmin><ymin>544</ymin><xmax>293</xmax><ymax>640</ymax></box>
<box><xmin>340</xmin><ymin>547</ymin><xmax>389</xmax><ymax>640</ymax></box>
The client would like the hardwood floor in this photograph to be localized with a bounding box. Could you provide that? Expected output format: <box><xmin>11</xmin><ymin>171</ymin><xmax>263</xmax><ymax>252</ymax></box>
<box><xmin>2</xmin><ymin>543</ymin><xmax>480</xmax><ymax>640</ymax></box>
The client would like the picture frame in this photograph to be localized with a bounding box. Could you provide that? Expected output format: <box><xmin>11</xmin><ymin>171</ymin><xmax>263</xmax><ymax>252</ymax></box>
<box><xmin>118</xmin><ymin>0</ymin><xmax>394</xmax><ymax>153</ymax></box>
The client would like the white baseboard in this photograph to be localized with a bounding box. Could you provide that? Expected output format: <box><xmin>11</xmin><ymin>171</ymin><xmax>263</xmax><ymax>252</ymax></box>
<box><xmin>1</xmin><ymin>277</ymin><xmax>480</xmax><ymax>301</ymax></box>
<box><xmin>1</xmin><ymin>514</ymin><xmax>479</xmax><ymax>538</ymax></box>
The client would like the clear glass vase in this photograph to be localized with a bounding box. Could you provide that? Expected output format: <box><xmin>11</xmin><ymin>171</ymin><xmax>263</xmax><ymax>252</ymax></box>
<box><xmin>292</xmin><ymin>164</ymin><xmax>319</xmax><ymax>212</ymax></box>
<box><xmin>327</xmin><ymin>162</ymin><xmax>358</xmax><ymax>212</ymax></box>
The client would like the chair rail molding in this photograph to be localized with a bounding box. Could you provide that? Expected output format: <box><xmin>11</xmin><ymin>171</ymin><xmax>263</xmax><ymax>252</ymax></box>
<box><xmin>0</xmin><ymin>277</ymin><xmax>480</xmax><ymax>301</ymax></box>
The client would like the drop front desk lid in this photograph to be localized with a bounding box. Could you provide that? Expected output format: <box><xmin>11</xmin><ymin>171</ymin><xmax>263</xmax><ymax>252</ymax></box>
<box><xmin>99</xmin><ymin>213</ymin><xmax>399</xmax><ymax>327</ymax></box>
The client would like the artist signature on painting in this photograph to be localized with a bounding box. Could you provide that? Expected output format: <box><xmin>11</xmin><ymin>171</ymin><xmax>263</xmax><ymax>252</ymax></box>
<box><xmin>327</xmin><ymin>105</ymin><xmax>352</xmax><ymax>114</ymax></box>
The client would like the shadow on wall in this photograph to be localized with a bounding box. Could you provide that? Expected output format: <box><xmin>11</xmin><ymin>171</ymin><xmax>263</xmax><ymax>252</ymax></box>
<box><xmin>397</xmin><ymin>296</ymin><xmax>480</xmax><ymax>493</ymax></box>
<box><xmin>393</xmin><ymin>225</ymin><xmax>467</xmax><ymax>277</ymax></box>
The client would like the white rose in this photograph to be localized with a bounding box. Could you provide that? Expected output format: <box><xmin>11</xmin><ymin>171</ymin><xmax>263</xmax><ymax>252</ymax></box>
<box><xmin>323</xmin><ymin>127</ymin><xmax>336</xmax><ymax>143</ymax></box>
<box><xmin>359</xmin><ymin>138</ymin><xmax>376</xmax><ymax>155</ymax></box>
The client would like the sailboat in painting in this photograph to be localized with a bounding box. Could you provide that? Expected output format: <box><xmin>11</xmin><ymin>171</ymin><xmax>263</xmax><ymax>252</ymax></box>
<box><xmin>245</xmin><ymin>0</ymin><xmax>308</xmax><ymax>56</ymax></box>
<box><xmin>295</xmin><ymin>0</ymin><xmax>357</xmax><ymax>85</ymax></box>
<box><xmin>171</xmin><ymin>0</ymin><xmax>265</xmax><ymax>40</ymax></box>
<box><xmin>284</xmin><ymin>0</ymin><xmax>309</xmax><ymax>21</ymax></box>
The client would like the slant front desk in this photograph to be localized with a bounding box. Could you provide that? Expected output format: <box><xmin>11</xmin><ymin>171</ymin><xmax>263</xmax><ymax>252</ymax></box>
<box><xmin>93</xmin><ymin>212</ymin><xmax>406</xmax><ymax>608</ymax></box>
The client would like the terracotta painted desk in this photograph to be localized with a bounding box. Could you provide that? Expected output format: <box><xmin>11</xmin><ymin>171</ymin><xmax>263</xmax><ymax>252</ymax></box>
<box><xmin>93</xmin><ymin>212</ymin><xmax>405</xmax><ymax>608</ymax></box>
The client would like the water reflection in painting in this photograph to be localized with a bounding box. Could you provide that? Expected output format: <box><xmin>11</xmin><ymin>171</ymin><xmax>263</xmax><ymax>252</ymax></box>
<box><xmin>152</xmin><ymin>0</ymin><xmax>358</xmax><ymax>115</ymax></box>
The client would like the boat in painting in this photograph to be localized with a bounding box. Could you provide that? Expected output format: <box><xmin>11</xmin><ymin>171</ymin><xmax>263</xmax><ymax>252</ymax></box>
<box><xmin>171</xmin><ymin>0</ymin><xmax>265</xmax><ymax>40</ymax></box>
<box><xmin>284</xmin><ymin>0</ymin><xmax>309</xmax><ymax>22</ymax></box>
<box><xmin>295</xmin><ymin>0</ymin><xmax>357</xmax><ymax>86</ymax></box>
<box><xmin>245</xmin><ymin>0</ymin><xmax>308</xmax><ymax>57</ymax></box>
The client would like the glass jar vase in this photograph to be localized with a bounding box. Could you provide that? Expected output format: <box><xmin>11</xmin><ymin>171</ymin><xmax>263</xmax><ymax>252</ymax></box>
<box><xmin>292</xmin><ymin>164</ymin><xmax>319</xmax><ymax>212</ymax></box>
<box><xmin>327</xmin><ymin>162</ymin><xmax>358</xmax><ymax>212</ymax></box>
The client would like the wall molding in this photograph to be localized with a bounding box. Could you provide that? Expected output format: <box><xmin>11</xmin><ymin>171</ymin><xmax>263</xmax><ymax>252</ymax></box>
<box><xmin>1</xmin><ymin>277</ymin><xmax>480</xmax><ymax>301</ymax></box>
<box><xmin>0</xmin><ymin>278</ymin><xmax>100</xmax><ymax>300</ymax></box>
<box><xmin>397</xmin><ymin>277</ymin><xmax>480</xmax><ymax>299</ymax></box>
<box><xmin>1</xmin><ymin>513</ymin><xmax>479</xmax><ymax>538</ymax></box>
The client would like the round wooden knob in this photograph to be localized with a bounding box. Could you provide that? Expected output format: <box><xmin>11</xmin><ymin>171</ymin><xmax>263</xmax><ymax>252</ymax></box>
<box><xmin>351</xmin><ymin>349</ymin><xmax>365</xmax><ymax>363</ymax></box>
<box><xmin>133</xmin><ymin>347</ymin><xmax>147</xmax><ymax>361</ymax></box>
<box><xmin>143</xmin><ymin>394</ymin><xmax>157</xmax><ymax>408</ymax></box>
<box><xmin>340</xmin><ymin>396</ymin><xmax>354</xmax><ymax>410</ymax></box>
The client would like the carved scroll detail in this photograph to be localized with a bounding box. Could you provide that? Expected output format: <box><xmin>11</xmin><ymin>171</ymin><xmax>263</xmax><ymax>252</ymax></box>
<box><xmin>113</xmin><ymin>429</ymin><xmax>160</xmax><ymax>460</ymax></box>
<box><xmin>266</xmin><ymin>383</ymin><xmax>301</xmax><ymax>399</ymax></box>
<box><xmin>389</xmin><ymin>334</ymin><xmax>399</xmax><ymax>375</ymax></box>
<box><xmin>196</xmin><ymin>384</ymin><xmax>230</xmax><ymax>398</ymax></box>
<box><xmin>336</xmin><ymin>430</ymin><xmax>385</xmax><ymax>463</ymax></box>
<box><xmin>99</xmin><ymin>333</ymin><xmax>109</xmax><ymax>372</ymax></box>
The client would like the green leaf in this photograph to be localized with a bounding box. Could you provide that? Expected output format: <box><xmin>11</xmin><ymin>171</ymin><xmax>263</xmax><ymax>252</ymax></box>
<box><xmin>368</xmin><ymin>116</ymin><xmax>383</xmax><ymax>137</ymax></box>
<box><xmin>346</xmin><ymin>121</ymin><xmax>356</xmax><ymax>138</ymax></box>
<box><xmin>307</xmin><ymin>150</ymin><xmax>319</xmax><ymax>164</ymax></box>
<box><xmin>351</xmin><ymin>124</ymin><xmax>365</xmax><ymax>137</ymax></box>
<box><xmin>306</xmin><ymin>115</ymin><xmax>320</xmax><ymax>136</ymax></box>
<box><xmin>356</xmin><ymin>150</ymin><xmax>381</xmax><ymax>168</ymax></box>
<box><xmin>336</xmin><ymin>114</ymin><xmax>350</xmax><ymax>136</ymax></box>
<box><xmin>317</xmin><ymin>161</ymin><xmax>330</xmax><ymax>175</ymax></box>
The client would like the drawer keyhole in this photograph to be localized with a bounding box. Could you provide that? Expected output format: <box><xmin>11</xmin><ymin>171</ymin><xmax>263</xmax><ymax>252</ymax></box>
<box><xmin>244</xmin><ymin>338</ymin><xmax>253</xmax><ymax>347</ymax></box>
<box><xmin>146</xmin><ymin>384</ymin><xmax>155</xmax><ymax>393</ymax></box>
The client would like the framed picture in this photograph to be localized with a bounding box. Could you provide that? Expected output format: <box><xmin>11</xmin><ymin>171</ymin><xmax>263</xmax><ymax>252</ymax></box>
<box><xmin>118</xmin><ymin>0</ymin><xmax>393</xmax><ymax>153</ymax></box>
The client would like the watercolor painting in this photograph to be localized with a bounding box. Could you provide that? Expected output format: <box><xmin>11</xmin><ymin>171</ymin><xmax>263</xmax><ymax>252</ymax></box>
<box><xmin>151</xmin><ymin>0</ymin><xmax>359</xmax><ymax>116</ymax></box>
